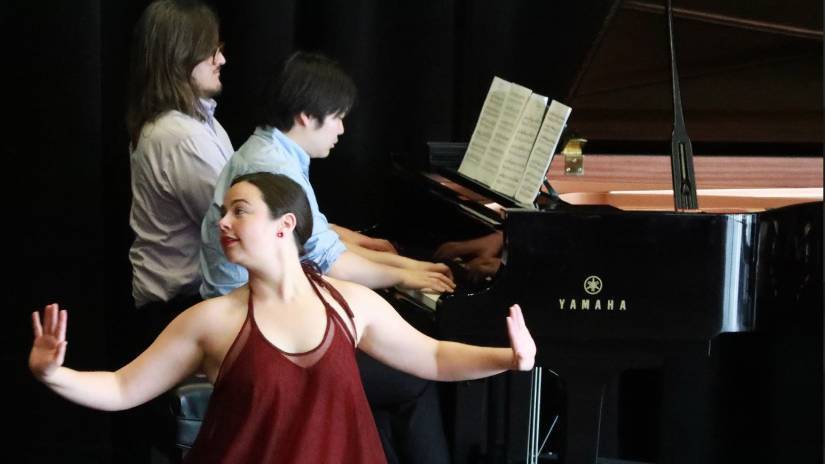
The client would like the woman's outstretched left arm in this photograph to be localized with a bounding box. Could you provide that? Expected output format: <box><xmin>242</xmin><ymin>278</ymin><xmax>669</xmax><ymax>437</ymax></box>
<box><xmin>350</xmin><ymin>285</ymin><xmax>536</xmax><ymax>381</ymax></box>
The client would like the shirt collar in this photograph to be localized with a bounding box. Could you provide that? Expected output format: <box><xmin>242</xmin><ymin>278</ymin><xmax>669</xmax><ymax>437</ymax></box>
<box><xmin>199</xmin><ymin>98</ymin><xmax>218</xmax><ymax>118</ymax></box>
<box><xmin>256</xmin><ymin>125</ymin><xmax>311</xmax><ymax>173</ymax></box>
<box><xmin>198</xmin><ymin>98</ymin><xmax>218</xmax><ymax>131</ymax></box>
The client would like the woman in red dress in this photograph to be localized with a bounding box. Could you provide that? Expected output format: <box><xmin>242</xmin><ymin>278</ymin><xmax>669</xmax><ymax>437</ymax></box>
<box><xmin>29</xmin><ymin>172</ymin><xmax>536</xmax><ymax>463</ymax></box>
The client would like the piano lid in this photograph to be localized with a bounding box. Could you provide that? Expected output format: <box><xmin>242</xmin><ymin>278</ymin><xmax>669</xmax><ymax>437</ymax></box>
<box><xmin>564</xmin><ymin>0</ymin><xmax>823</xmax><ymax>153</ymax></box>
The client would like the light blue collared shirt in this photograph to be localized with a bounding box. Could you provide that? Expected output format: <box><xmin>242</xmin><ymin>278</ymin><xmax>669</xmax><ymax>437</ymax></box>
<box><xmin>199</xmin><ymin>126</ymin><xmax>346</xmax><ymax>298</ymax></box>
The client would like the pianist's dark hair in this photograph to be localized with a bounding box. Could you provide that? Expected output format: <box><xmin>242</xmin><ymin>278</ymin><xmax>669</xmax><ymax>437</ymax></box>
<box><xmin>230</xmin><ymin>172</ymin><xmax>313</xmax><ymax>256</ymax></box>
<box><xmin>255</xmin><ymin>51</ymin><xmax>357</xmax><ymax>131</ymax></box>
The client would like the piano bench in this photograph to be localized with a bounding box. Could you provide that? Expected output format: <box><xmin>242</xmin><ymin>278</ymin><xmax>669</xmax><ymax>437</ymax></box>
<box><xmin>169</xmin><ymin>377</ymin><xmax>213</xmax><ymax>458</ymax></box>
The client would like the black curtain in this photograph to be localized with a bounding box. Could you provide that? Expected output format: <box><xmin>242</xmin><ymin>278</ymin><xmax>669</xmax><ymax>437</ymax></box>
<box><xmin>7</xmin><ymin>2</ymin><xmax>613</xmax><ymax>459</ymax></box>
<box><xmin>6</xmin><ymin>0</ymin><xmax>111</xmax><ymax>461</ymax></box>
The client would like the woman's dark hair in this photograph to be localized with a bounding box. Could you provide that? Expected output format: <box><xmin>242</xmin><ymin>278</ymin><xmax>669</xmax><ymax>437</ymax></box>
<box><xmin>256</xmin><ymin>51</ymin><xmax>357</xmax><ymax>131</ymax></box>
<box><xmin>126</xmin><ymin>0</ymin><xmax>220</xmax><ymax>145</ymax></box>
<box><xmin>230</xmin><ymin>172</ymin><xmax>314</xmax><ymax>255</ymax></box>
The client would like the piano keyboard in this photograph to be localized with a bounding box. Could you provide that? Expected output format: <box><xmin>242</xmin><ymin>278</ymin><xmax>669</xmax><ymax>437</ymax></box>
<box><xmin>393</xmin><ymin>287</ymin><xmax>441</xmax><ymax>311</ymax></box>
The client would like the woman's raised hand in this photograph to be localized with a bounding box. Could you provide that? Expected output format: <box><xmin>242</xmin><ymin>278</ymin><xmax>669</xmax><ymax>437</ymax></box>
<box><xmin>30</xmin><ymin>303</ymin><xmax>68</xmax><ymax>381</ymax></box>
<box><xmin>506</xmin><ymin>304</ymin><xmax>536</xmax><ymax>371</ymax></box>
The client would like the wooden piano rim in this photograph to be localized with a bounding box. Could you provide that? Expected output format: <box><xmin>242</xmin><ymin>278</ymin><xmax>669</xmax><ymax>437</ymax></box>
<box><xmin>548</xmin><ymin>154</ymin><xmax>823</xmax><ymax>212</ymax></box>
<box><xmin>559</xmin><ymin>188</ymin><xmax>822</xmax><ymax>212</ymax></box>
<box><xmin>548</xmin><ymin>154</ymin><xmax>822</xmax><ymax>189</ymax></box>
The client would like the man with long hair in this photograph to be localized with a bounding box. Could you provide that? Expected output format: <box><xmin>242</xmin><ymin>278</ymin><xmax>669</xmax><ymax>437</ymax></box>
<box><xmin>122</xmin><ymin>1</ymin><xmax>233</xmax><ymax>461</ymax></box>
<box><xmin>127</xmin><ymin>0</ymin><xmax>232</xmax><ymax>355</ymax></box>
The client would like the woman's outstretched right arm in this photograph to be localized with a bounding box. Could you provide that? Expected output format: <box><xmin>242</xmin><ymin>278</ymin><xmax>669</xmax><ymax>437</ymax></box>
<box><xmin>30</xmin><ymin>303</ymin><xmax>204</xmax><ymax>411</ymax></box>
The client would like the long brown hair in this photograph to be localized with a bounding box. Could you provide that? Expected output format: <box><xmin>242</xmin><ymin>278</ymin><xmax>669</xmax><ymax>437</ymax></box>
<box><xmin>126</xmin><ymin>0</ymin><xmax>220</xmax><ymax>145</ymax></box>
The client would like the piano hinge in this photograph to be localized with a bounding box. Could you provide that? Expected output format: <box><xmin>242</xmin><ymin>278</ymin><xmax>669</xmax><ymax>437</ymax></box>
<box><xmin>563</xmin><ymin>138</ymin><xmax>587</xmax><ymax>176</ymax></box>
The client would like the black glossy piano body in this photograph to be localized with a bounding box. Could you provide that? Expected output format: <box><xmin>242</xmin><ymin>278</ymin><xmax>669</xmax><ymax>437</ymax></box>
<box><xmin>376</xmin><ymin>0</ymin><xmax>822</xmax><ymax>460</ymax></box>
<box><xmin>381</xmin><ymin>157</ymin><xmax>823</xmax><ymax>463</ymax></box>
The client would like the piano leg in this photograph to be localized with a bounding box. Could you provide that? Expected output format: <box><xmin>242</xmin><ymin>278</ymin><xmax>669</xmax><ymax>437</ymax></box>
<box><xmin>526</xmin><ymin>367</ymin><xmax>543</xmax><ymax>463</ymax></box>
<box><xmin>524</xmin><ymin>367</ymin><xmax>564</xmax><ymax>463</ymax></box>
<box><xmin>449</xmin><ymin>371</ymin><xmax>562</xmax><ymax>463</ymax></box>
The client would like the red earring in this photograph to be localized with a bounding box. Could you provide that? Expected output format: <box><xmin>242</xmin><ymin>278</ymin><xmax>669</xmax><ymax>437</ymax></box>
<box><xmin>277</xmin><ymin>231</ymin><xmax>284</xmax><ymax>238</ymax></box>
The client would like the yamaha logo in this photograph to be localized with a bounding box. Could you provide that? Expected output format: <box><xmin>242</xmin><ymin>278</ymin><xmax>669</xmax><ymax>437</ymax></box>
<box><xmin>583</xmin><ymin>275</ymin><xmax>602</xmax><ymax>295</ymax></box>
<box><xmin>558</xmin><ymin>275</ymin><xmax>628</xmax><ymax>311</ymax></box>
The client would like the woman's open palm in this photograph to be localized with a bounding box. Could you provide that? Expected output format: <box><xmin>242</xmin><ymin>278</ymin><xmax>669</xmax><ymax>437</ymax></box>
<box><xmin>506</xmin><ymin>304</ymin><xmax>536</xmax><ymax>371</ymax></box>
<box><xmin>30</xmin><ymin>303</ymin><xmax>68</xmax><ymax>380</ymax></box>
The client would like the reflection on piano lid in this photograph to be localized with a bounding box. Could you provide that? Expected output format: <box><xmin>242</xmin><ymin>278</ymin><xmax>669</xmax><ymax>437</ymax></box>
<box><xmin>421</xmin><ymin>171</ymin><xmax>509</xmax><ymax>227</ymax></box>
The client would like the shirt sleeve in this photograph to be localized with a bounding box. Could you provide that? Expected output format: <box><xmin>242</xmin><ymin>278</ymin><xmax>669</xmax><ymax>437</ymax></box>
<box><xmin>165</xmin><ymin>133</ymin><xmax>229</xmax><ymax>225</ymax></box>
<box><xmin>254</xmin><ymin>161</ymin><xmax>347</xmax><ymax>273</ymax></box>
<box><xmin>302</xmin><ymin>207</ymin><xmax>347</xmax><ymax>273</ymax></box>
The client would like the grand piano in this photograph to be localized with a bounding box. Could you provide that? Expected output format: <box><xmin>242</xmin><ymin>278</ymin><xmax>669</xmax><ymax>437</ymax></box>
<box><xmin>377</xmin><ymin>1</ymin><xmax>823</xmax><ymax>463</ymax></box>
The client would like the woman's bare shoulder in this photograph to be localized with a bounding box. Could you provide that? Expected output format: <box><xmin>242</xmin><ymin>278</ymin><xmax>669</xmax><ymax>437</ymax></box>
<box><xmin>323</xmin><ymin>276</ymin><xmax>367</xmax><ymax>295</ymax></box>
<box><xmin>323</xmin><ymin>276</ymin><xmax>387</xmax><ymax>308</ymax></box>
<box><xmin>175</xmin><ymin>287</ymin><xmax>249</xmax><ymax>331</ymax></box>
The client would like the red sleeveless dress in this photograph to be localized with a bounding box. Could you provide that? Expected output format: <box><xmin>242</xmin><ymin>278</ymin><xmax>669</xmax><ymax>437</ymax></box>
<box><xmin>183</xmin><ymin>267</ymin><xmax>387</xmax><ymax>463</ymax></box>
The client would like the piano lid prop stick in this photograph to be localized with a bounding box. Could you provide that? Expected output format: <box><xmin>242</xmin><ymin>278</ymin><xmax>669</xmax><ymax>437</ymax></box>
<box><xmin>667</xmin><ymin>0</ymin><xmax>699</xmax><ymax>210</ymax></box>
